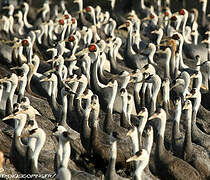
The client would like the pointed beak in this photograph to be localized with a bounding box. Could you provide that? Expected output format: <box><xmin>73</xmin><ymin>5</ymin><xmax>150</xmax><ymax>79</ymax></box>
<box><xmin>10</xmin><ymin>66</ymin><xmax>20</xmax><ymax>70</ymax></box>
<box><xmin>126</xmin><ymin>129</ymin><xmax>132</xmax><ymax>137</ymax></box>
<box><xmin>148</xmin><ymin>113</ymin><xmax>158</xmax><ymax>120</ymax></box>
<box><xmin>2</xmin><ymin>6</ymin><xmax>9</xmax><ymax>9</ymax></box>
<box><xmin>12</xmin><ymin>42</ymin><xmax>21</xmax><ymax>49</ymax></box>
<box><xmin>2</xmin><ymin>114</ymin><xmax>15</xmax><ymax>121</ymax></box>
<box><xmin>151</xmin><ymin>30</ymin><xmax>158</xmax><ymax>34</ymax></box>
<box><xmin>201</xmin><ymin>84</ymin><xmax>207</xmax><ymax>90</ymax></box>
<box><xmin>190</xmin><ymin>74</ymin><xmax>196</xmax><ymax>79</ymax></box>
<box><xmin>0</xmin><ymin>77</ymin><xmax>8</xmax><ymax>83</ymax></box>
<box><xmin>46</xmin><ymin>58</ymin><xmax>55</xmax><ymax>63</ymax></box>
<box><xmin>75</xmin><ymin>48</ymin><xmax>89</xmax><ymax>57</ymax></box>
<box><xmin>185</xmin><ymin>94</ymin><xmax>192</xmax><ymax>99</ymax></box>
<box><xmin>126</xmin><ymin>155</ymin><xmax>138</xmax><ymax>162</ymax></box>
<box><xmin>40</xmin><ymin>77</ymin><xmax>49</xmax><ymax>82</ymax></box>
<box><xmin>118</xmin><ymin>24</ymin><xmax>127</xmax><ymax>30</ymax></box>
<box><xmin>142</xmin><ymin>17</ymin><xmax>151</xmax><ymax>21</ymax></box>
<box><xmin>201</xmin><ymin>39</ymin><xmax>208</xmax><ymax>44</ymax></box>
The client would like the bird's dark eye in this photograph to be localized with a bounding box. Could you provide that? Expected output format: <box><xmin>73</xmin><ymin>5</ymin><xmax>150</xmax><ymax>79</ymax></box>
<box><xmin>21</xmin><ymin>97</ymin><xmax>27</xmax><ymax>103</ymax></box>
<box><xmin>120</xmin><ymin>88</ymin><xmax>126</xmax><ymax>94</ymax></box>
<box><xmin>29</xmin><ymin>128</ymin><xmax>38</xmax><ymax>135</ymax></box>
<box><xmin>136</xmin><ymin>150</ymin><xmax>142</xmax><ymax>156</ymax></box>
<box><xmin>63</xmin><ymin>131</ymin><xmax>70</xmax><ymax>138</ymax></box>
<box><xmin>28</xmin><ymin>120</ymin><xmax>34</xmax><ymax>126</ymax></box>
<box><xmin>13</xmin><ymin>109</ymin><xmax>19</xmax><ymax>114</ymax></box>
<box><xmin>191</xmin><ymin>88</ymin><xmax>196</xmax><ymax>95</ymax></box>
<box><xmin>112</xmin><ymin>131</ymin><xmax>119</xmax><ymax>139</ymax></box>
<box><xmin>195</xmin><ymin>55</ymin><xmax>199</xmax><ymax>60</ymax></box>
<box><xmin>52</xmin><ymin>126</ymin><xmax>58</xmax><ymax>133</ymax></box>
<box><xmin>64</xmin><ymin>14</ymin><xmax>69</xmax><ymax>19</ymax></box>
<box><xmin>140</xmin><ymin>107</ymin><xmax>146</xmax><ymax>112</ymax></box>
<box><xmin>172</xmin><ymin>34</ymin><xmax>179</xmax><ymax>40</ymax></box>
<box><xmin>156</xmin><ymin>108</ymin><xmax>161</xmax><ymax>114</ymax></box>
<box><xmin>171</xmin><ymin>16</ymin><xmax>177</xmax><ymax>21</ymax></box>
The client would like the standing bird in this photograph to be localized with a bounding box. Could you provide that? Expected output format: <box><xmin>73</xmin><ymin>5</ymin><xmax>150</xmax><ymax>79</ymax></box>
<box><xmin>105</xmin><ymin>132</ymin><xmax>129</xmax><ymax>180</ymax></box>
<box><xmin>149</xmin><ymin>108</ymin><xmax>201</xmax><ymax>180</ymax></box>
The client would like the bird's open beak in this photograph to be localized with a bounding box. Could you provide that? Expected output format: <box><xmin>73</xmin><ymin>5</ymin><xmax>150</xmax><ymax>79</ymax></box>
<box><xmin>126</xmin><ymin>155</ymin><xmax>138</xmax><ymax>162</ymax></box>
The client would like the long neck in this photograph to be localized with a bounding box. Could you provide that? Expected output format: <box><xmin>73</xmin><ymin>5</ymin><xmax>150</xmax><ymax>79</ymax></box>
<box><xmin>134</xmin><ymin>157</ymin><xmax>149</xmax><ymax>179</ymax></box>
<box><xmin>138</xmin><ymin>116</ymin><xmax>147</xmax><ymax>135</ymax></box>
<box><xmin>23</xmin><ymin>7</ymin><xmax>31</xmax><ymax>28</ymax></box>
<box><xmin>140</xmin><ymin>0</ymin><xmax>145</xmax><ymax>9</ymax></box>
<box><xmin>61</xmin><ymin>141</ymin><xmax>70</xmax><ymax>168</ymax></box>
<box><xmin>165</xmin><ymin>51</ymin><xmax>171</xmax><ymax>79</ymax></box>
<box><xmin>156</xmin><ymin>117</ymin><xmax>167</xmax><ymax>159</ymax></box>
<box><xmin>90</xmin><ymin>55</ymin><xmax>103</xmax><ymax>93</ymax></box>
<box><xmin>145</xmin><ymin>132</ymin><xmax>153</xmax><ymax>155</ymax></box>
<box><xmin>131</xmin><ymin>129</ymin><xmax>139</xmax><ymax>154</ymax></box>
<box><xmin>107</xmin><ymin>141</ymin><xmax>117</xmax><ymax>176</ymax></box>
<box><xmin>134</xmin><ymin>82</ymin><xmax>142</xmax><ymax>113</ymax></box>
<box><xmin>31</xmin><ymin>130</ymin><xmax>46</xmax><ymax>170</ymax></box>
<box><xmin>152</xmin><ymin>77</ymin><xmax>161</xmax><ymax>107</ymax></box>
<box><xmin>60</xmin><ymin>94</ymin><xmax>68</xmax><ymax>125</ymax></box>
<box><xmin>126</xmin><ymin>26</ymin><xmax>135</xmax><ymax>55</ymax></box>
<box><xmin>108</xmin><ymin>85</ymin><xmax>117</xmax><ymax>111</ymax></box>
<box><xmin>183</xmin><ymin>108</ymin><xmax>193</xmax><ymax>160</ymax></box>
<box><xmin>173</xmin><ymin>104</ymin><xmax>182</xmax><ymax>137</ymax></box>
<box><xmin>183</xmin><ymin>76</ymin><xmax>190</xmax><ymax>96</ymax></box>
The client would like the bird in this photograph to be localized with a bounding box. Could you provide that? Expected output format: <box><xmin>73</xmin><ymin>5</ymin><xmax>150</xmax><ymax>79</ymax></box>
<box><xmin>182</xmin><ymin>100</ymin><xmax>210</xmax><ymax>179</ymax></box>
<box><xmin>149</xmin><ymin>108</ymin><xmax>201</xmax><ymax>180</ymax></box>
<box><xmin>104</xmin><ymin>132</ymin><xmax>129</xmax><ymax>180</ymax></box>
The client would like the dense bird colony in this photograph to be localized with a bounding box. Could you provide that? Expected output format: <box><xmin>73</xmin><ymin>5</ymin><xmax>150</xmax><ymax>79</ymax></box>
<box><xmin>0</xmin><ymin>0</ymin><xmax>209</xmax><ymax>179</ymax></box>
